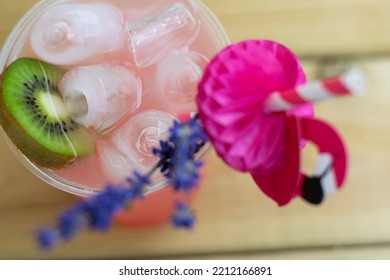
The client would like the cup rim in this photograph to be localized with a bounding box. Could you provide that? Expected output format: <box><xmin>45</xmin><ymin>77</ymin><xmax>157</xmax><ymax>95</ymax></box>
<box><xmin>0</xmin><ymin>0</ymin><xmax>230</xmax><ymax>197</ymax></box>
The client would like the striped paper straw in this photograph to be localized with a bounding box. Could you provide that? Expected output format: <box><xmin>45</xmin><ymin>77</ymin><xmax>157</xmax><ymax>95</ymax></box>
<box><xmin>264</xmin><ymin>68</ymin><xmax>366</xmax><ymax>113</ymax></box>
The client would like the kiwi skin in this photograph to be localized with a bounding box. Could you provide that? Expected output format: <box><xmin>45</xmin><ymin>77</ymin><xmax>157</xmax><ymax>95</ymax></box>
<box><xmin>0</xmin><ymin>70</ymin><xmax>76</xmax><ymax>168</ymax></box>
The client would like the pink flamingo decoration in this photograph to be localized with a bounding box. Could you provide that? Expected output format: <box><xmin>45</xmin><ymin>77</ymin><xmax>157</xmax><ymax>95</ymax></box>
<box><xmin>197</xmin><ymin>40</ymin><xmax>366</xmax><ymax>206</ymax></box>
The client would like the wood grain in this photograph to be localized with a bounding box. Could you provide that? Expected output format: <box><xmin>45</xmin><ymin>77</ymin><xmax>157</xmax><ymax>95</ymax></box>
<box><xmin>0</xmin><ymin>0</ymin><xmax>389</xmax><ymax>259</ymax></box>
<box><xmin>203</xmin><ymin>0</ymin><xmax>390</xmax><ymax>56</ymax></box>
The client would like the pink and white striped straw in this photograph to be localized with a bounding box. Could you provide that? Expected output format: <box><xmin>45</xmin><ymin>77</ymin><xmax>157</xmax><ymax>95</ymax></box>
<box><xmin>264</xmin><ymin>68</ymin><xmax>366</xmax><ymax>113</ymax></box>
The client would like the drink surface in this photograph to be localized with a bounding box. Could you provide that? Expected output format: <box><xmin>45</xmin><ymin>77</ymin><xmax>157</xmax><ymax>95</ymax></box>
<box><xmin>0</xmin><ymin>0</ymin><xmax>227</xmax><ymax>194</ymax></box>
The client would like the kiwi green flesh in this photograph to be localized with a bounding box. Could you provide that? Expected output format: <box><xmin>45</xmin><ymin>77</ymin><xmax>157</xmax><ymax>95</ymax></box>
<box><xmin>0</xmin><ymin>58</ymin><xmax>95</xmax><ymax>169</ymax></box>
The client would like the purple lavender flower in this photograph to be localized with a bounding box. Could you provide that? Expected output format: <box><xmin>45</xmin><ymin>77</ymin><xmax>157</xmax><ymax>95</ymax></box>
<box><xmin>153</xmin><ymin>140</ymin><xmax>174</xmax><ymax>159</ymax></box>
<box><xmin>58</xmin><ymin>209</ymin><xmax>83</xmax><ymax>240</ymax></box>
<box><xmin>36</xmin><ymin>228</ymin><xmax>58</xmax><ymax>250</ymax></box>
<box><xmin>153</xmin><ymin>140</ymin><xmax>174</xmax><ymax>172</ymax></box>
<box><xmin>171</xmin><ymin>202</ymin><xmax>196</xmax><ymax>230</ymax></box>
<box><xmin>163</xmin><ymin>117</ymin><xmax>206</xmax><ymax>192</ymax></box>
<box><xmin>126</xmin><ymin>171</ymin><xmax>150</xmax><ymax>200</ymax></box>
<box><xmin>77</xmin><ymin>201</ymin><xmax>114</xmax><ymax>231</ymax></box>
<box><xmin>36</xmin><ymin>183</ymin><xmax>144</xmax><ymax>248</ymax></box>
<box><xmin>78</xmin><ymin>185</ymin><xmax>128</xmax><ymax>228</ymax></box>
<box><xmin>169</xmin><ymin>116</ymin><xmax>206</xmax><ymax>141</ymax></box>
<box><xmin>169</xmin><ymin>160</ymin><xmax>203</xmax><ymax>192</ymax></box>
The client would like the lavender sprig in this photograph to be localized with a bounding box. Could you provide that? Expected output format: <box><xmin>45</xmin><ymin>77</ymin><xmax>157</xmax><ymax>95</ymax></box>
<box><xmin>155</xmin><ymin>117</ymin><xmax>206</xmax><ymax>192</ymax></box>
<box><xmin>36</xmin><ymin>116</ymin><xmax>207</xmax><ymax>250</ymax></box>
<box><xmin>171</xmin><ymin>202</ymin><xmax>196</xmax><ymax>229</ymax></box>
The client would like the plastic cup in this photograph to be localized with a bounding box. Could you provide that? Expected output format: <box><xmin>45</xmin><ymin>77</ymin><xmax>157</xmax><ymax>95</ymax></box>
<box><xmin>0</xmin><ymin>0</ymin><xmax>229</xmax><ymax>225</ymax></box>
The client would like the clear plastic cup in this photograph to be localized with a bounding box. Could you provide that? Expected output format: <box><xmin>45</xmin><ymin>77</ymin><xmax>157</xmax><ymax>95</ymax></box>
<box><xmin>0</xmin><ymin>0</ymin><xmax>229</xmax><ymax>225</ymax></box>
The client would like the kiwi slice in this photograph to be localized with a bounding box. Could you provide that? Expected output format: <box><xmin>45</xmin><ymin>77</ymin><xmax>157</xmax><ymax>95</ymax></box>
<box><xmin>0</xmin><ymin>57</ymin><xmax>95</xmax><ymax>168</ymax></box>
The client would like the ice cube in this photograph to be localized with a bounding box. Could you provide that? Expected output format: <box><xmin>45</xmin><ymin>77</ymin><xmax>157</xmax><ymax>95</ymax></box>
<box><xmin>110</xmin><ymin>110</ymin><xmax>176</xmax><ymax>173</ymax></box>
<box><xmin>30</xmin><ymin>2</ymin><xmax>125</xmax><ymax>65</ymax></box>
<box><xmin>127</xmin><ymin>3</ymin><xmax>199</xmax><ymax>68</ymax></box>
<box><xmin>156</xmin><ymin>51</ymin><xmax>208</xmax><ymax>103</ymax></box>
<box><xmin>97</xmin><ymin>139</ymin><xmax>137</xmax><ymax>183</ymax></box>
<box><xmin>59</xmin><ymin>64</ymin><xmax>142</xmax><ymax>132</ymax></box>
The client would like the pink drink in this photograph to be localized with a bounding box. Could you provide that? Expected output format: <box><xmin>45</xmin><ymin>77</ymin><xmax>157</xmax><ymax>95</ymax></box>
<box><xmin>0</xmin><ymin>0</ymin><xmax>228</xmax><ymax>224</ymax></box>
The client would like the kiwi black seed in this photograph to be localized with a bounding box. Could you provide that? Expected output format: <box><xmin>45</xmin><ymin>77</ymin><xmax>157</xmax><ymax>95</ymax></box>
<box><xmin>0</xmin><ymin>57</ymin><xmax>95</xmax><ymax>168</ymax></box>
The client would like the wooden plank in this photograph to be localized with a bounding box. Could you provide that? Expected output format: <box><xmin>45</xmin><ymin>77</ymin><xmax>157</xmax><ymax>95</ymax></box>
<box><xmin>203</xmin><ymin>0</ymin><xmax>390</xmax><ymax>56</ymax></box>
<box><xmin>0</xmin><ymin>0</ymin><xmax>37</xmax><ymax>43</ymax></box>
<box><xmin>179</xmin><ymin>245</ymin><xmax>390</xmax><ymax>260</ymax></box>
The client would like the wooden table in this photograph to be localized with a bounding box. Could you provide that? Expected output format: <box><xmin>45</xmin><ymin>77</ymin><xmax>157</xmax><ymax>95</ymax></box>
<box><xmin>0</xmin><ymin>0</ymin><xmax>390</xmax><ymax>259</ymax></box>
